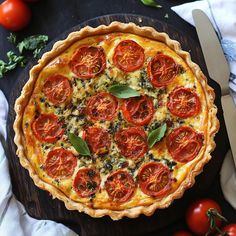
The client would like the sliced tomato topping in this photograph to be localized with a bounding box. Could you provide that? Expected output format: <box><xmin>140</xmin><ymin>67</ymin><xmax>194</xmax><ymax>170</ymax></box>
<box><xmin>113</xmin><ymin>40</ymin><xmax>144</xmax><ymax>72</ymax></box>
<box><xmin>45</xmin><ymin>148</ymin><xmax>77</xmax><ymax>178</ymax></box>
<box><xmin>73</xmin><ymin>168</ymin><xmax>101</xmax><ymax>198</ymax></box>
<box><xmin>115</xmin><ymin>127</ymin><xmax>148</xmax><ymax>160</ymax></box>
<box><xmin>32</xmin><ymin>113</ymin><xmax>64</xmax><ymax>143</ymax></box>
<box><xmin>86</xmin><ymin>92</ymin><xmax>118</xmax><ymax>121</ymax></box>
<box><xmin>43</xmin><ymin>74</ymin><xmax>72</xmax><ymax>105</ymax></box>
<box><xmin>167</xmin><ymin>87</ymin><xmax>201</xmax><ymax>118</ymax></box>
<box><xmin>121</xmin><ymin>95</ymin><xmax>154</xmax><ymax>126</ymax></box>
<box><xmin>69</xmin><ymin>46</ymin><xmax>106</xmax><ymax>79</ymax></box>
<box><xmin>148</xmin><ymin>53</ymin><xmax>178</xmax><ymax>87</ymax></box>
<box><xmin>166</xmin><ymin>126</ymin><xmax>204</xmax><ymax>163</ymax></box>
<box><xmin>138</xmin><ymin>162</ymin><xmax>171</xmax><ymax>197</ymax></box>
<box><xmin>85</xmin><ymin>127</ymin><xmax>111</xmax><ymax>155</ymax></box>
<box><xmin>105</xmin><ymin>170</ymin><xmax>135</xmax><ymax>203</ymax></box>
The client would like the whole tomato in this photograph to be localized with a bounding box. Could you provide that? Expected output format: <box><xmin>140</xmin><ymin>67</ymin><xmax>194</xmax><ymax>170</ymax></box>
<box><xmin>172</xmin><ymin>230</ymin><xmax>193</xmax><ymax>236</ymax></box>
<box><xmin>0</xmin><ymin>0</ymin><xmax>31</xmax><ymax>31</ymax></box>
<box><xmin>220</xmin><ymin>224</ymin><xmax>236</xmax><ymax>236</ymax></box>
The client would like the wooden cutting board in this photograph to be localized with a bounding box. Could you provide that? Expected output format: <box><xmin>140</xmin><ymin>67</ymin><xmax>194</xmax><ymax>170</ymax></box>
<box><xmin>7</xmin><ymin>14</ymin><xmax>229</xmax><ymax>236</ymax></box>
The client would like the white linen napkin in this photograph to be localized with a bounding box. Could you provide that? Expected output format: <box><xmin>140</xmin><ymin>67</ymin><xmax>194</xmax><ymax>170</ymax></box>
<box><xmin>172</xmin><ymin>0</ymin><xmax>236</xmax><ymax>209</ymax></box>
<box><xmin>0</xmin><ymin>90</ymin><xmax>78</xmax><ymax>236</ymax></box>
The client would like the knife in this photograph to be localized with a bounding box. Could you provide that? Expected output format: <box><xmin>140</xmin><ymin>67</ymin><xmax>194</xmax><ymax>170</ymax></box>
<box><xmin>192</xmin><ymin>9</ymin><xmax>236</xmax><ymax>167</ymax></box>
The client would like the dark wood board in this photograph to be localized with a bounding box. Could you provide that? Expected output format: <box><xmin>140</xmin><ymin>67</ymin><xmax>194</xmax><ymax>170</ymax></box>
<box><xmin>7</xmin><ymin>14</ymin><xmax>229</xmax><ymax>236</ymax></box>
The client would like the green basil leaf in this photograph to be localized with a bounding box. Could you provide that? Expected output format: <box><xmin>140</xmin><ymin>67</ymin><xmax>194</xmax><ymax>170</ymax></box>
<box><xmin>108</xmin><ymin>84</ymin><xmax>140</xmax><ymax>98</ymax></box>
<box><xmin>140</xmin><ymin>0</ymin><xmax>162</xmax><ymax>8</ymax></box>
<box><xmin>148</xmin><ymin>123</ymin><xmax>167</xmax><ymax>148</ymax></box>
<box><xmin>68</xmin><ymin>133</ymin><xmax>91</xmax><ymax>156</ymax></box>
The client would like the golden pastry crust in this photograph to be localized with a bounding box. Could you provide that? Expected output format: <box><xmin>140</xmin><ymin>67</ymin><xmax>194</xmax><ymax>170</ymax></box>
<box><xmin>13</xmin><ymin>22</ymin><xmax>219</xmax><ymax>220</ymax></box>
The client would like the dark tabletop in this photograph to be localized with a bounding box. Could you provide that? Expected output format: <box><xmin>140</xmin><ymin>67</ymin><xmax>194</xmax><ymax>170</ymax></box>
<box><xmin>0</xmin><ymin>0</ymin><xmax>235</xmax><ymax>235</ymax></box>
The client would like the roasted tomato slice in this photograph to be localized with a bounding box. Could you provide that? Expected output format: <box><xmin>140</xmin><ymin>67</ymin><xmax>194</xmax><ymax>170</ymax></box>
<box><xmin>121</xmin><ymin>95</ymin><xmax>154</xmax><ymax>126</ymax></box>
<box><xmin>105</xmin><ymin>170</ymin><xmax>136</xmax><ymax>203</ymax></box>
<box><xmin>32</xmin><ymin>113</ymin><xmax>64</xmax><ymax>143</ymax></box>
<box><xmin>69</xmin><ymin>46</ymin><xmax>106</xmax><ymax>79</ymax></box>
<box><xmin>138</xmin><ymin>162</ymin><xmax>171</xmax><ymax>197</ymax></box>
<box><xmin>115</xmin><ymin>127</ymin><xmax>148</xmax><ymax>160</ymax></box>
<box><xmin>43</xmin><ymin>74</ymin><xmax>72</xmax><ymax>105</ymax></box>
<box><xmin>86</xmin><ymin>92</ymin><xmax>118</xmax><ymax>121</ymax></box>
<box><xmin>148</xmin><ymin>53</ymin><xmax>178</xmax><ymax>87</ymax></box>
<box><xmin>85</xmin><ymin>127</ymin><xmax>111</xmax><ymax>155</ymax></box>
<box><xmin>113</xmin><ymin>40</ymin><xmax>144</xmax><ymax>72</ymax></box>
<box><xmin>167</xmin><ymin>87</ymin><xmax>201</xmax><ymax>118</ymax></box>
<box><xmin>73</xmin><ymin>168</ymin><xmax>101</xmax><ymax>198</ymax></box>
<box><xmin>167</xmin><ymin>126</ymin><xmax>203</xmax><ymax>163</ymax></box>
<box><xmin>45</xmin><ymin>148</ymin><xmax>77</xmax><ymax>178</ymax></box>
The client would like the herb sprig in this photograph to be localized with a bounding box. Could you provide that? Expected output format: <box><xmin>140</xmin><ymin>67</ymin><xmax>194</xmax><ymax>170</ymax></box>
<box><xmin>140</xmin><ymin>0</ymin><xmax>162</xmax><ymax>8</ymax></box>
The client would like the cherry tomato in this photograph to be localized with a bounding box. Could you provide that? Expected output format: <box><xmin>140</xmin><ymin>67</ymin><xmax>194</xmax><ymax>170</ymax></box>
<box><xmin>32</xmin><ymin>113</ymin><xmax>64</xmax><ymax>143</ymax></box>
<box><xmin>43</xmin><ymin>74</ymin><xmax>72</xmax><ymax>105</ymax></box>
<box><xmin>186</xmin><ymin>199</ymin><xmax>222</xmax><ymax>235</ymax></box>
<box><xmin>115</xmin><ymin>127</ymin><xmax>148</xmax><ymax>160</ymax></box>
<box><xmin>45</xmin><ymin>148</ymin><xmax>77</xmax><ymax>178</ymax></box>
<box><xmin>138</xmin><ymin>162</ymin><xmax>171</xmax><ymax>197</ymax></box>
<box><xmin>86</xmin><ymin>92</ymin><xmax>118</xmax><ymax>121</ymax></box>
<box><xmin>105</xmin><ymin>170</ymin><xmax>135</xmax><ymax>203</ymax></box>
<box><xmin>172</xmin><ymin>231</ymin><xmax>193</xmax><ymax>236</ymax></box>
<box><xmin>69</xmin><ymin>46</ymin><xmax>106</xmax><ymax>79</ymax></box>
<box><xmin>113</xmin><ymin>40</ymin><xmax>145</xmax><ymax>72</ymax></box>
<box><xmin>121</xmin><ymin>95</ymin><xmax>154</xmax><ymax>126</ymax></box>
<box><xmin>220</xmin><ymin>224</ymin><xmax>236</xmax><ymax>236</ymax></box>
<box><xmin>166</xmin><ymin>126</ymin><xmax>203</xmax><ymax>163</ymax></box>
<box><xmin>0</xmin><ymin>0</ymin><xmax>31</xmax><ymax>31</ymax></box>
<box><xmin>148</xmin><ymin>53</ymin><xmax>178</xmax><ymax>87</ymax></box>
<box><xmin>167</xmin><ymin>87</ymin><xmax>201</xmax><ymax>118</ymax></box>
<box><xmin>73</xmin><ymin>168</ymin><xmax>101</xmax><ymax>198</ymax></box>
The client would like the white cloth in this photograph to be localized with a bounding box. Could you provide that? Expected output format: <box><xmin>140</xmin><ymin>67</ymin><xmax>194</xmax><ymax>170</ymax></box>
<box><xmin>0</xmin><ymin>90</ymin><xmax>78</xmax><ymax>236</ymax></box>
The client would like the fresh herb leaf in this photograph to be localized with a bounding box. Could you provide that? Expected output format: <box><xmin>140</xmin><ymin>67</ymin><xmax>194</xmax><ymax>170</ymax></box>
<box><xmin>108</xmin><ymin>84</ymin><xmax>140</xmax><ymax>98</ymax></box>
<box><xmin>68</xmin><ymin>133</ymin><xmax>91</xmax><ymax>156</ymax></box>
<box><xmin>7</xmin><ymin>33</ymin><xmax>17</xmax><ymax>44</ymax></box>
<box><xmin>148</xmin><ymin>123</ymin><xmax>167</xmax><ymax>148</ymax></box>
<box><xmin>140</xmin><ymin>0</ymin><xmax>162</xmax><ymax>8</ymax></box>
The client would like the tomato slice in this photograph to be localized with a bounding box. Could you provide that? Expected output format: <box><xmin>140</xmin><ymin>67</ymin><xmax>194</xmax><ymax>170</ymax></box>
<box><xmin>69</xmin><ymin>46</ymin><xmax>106</xmax><ymax>79</ymax></box>
<box><xmin>166</xmin><ymin>126</ymin><xmax>203</xmax><ymax>163</ymax></box>
<box><xmin>167</xmin><ymin>87</ymin><xmax>201</xmax><ymax>118</ymax></box>
<box><xmin>105</xmin><ymin>170</ymin><xmax>135</xmax><ymax>203</ymax></box>
<box><xmin>43</xmin><ymin>74</ymin><xmax>72</xmax><ymax>105</ymax></box>
<box><xmin>113</xmin><ymin>40</ymin><xmax>144</xmax><ymax>72</ymax></box>
<box><xmin>148</xmin><ymin>53</ymin><xmax>178</xmax><ymax>87</ymax></box>
<box><xmin>86</xmin><ymin>92</ymin><xmax>118</xmax><ymax>121</ymax></box>
<box><xmin>85</xmin><ymin>127</ymin><xmax>111</xmax><ymax>155</ymax></box>
<box><xmin>32</xmin><ymin>113</ymin><xmax>64</xmax><ymax>143</ymax></box>
<box><xmin>73</xmin><ymin>168</ymin><xmax>101</xmax><ymax>198</ymax></box>
<box><xmin>121</xmin><ymin>95</ymin><xmax>154</xmax><ymax>126</ymax></box>
<box><xmin>45</xmin><ymin>148</ymin><xmax>77</xmax><ymax>178</ymax></box>
<box><xmin>115</xmin><ymin>127</ymin><xmax>148</xmax><ymax>160</ymax></box>
<box><xmin>138</xmin><ymin>162</ymin><xmax>171</xmax><ymax>197</ymax></box>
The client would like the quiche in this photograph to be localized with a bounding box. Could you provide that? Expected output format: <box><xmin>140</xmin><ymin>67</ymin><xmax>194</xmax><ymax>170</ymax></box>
<box><xmin>14</xmin><ymin>22</ymin><xmax>219</xmax><ymax>220</ymax></box>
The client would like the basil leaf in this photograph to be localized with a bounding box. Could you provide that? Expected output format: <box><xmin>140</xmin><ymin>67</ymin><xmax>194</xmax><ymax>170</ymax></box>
<box><xmin>140</xmin><ymin>0</ymin><xmax>162</xmax><ymax>8</ymax></box>
<box><xmin>108</xmin><ymin>84</ymin><xmax>140</xmax><ymax>98</ymax></box>
<box><xmin>148</xmin><ymin>123</ymin><xmax>167</xmax><ymax>148</ymax></box>
<box><xmin>68</xmin><ymin>133</ymin><xmax>91</xmax><ymax>156</ymax></box>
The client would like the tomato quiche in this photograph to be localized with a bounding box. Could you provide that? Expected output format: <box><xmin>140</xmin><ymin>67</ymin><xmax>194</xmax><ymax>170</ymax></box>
<box><xmin>14</xmin><ymin>22</ymin><xmax>219</xmax><ymax>220</ymax></box>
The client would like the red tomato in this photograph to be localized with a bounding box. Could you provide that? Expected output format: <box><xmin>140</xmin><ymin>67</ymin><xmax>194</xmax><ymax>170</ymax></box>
<box><xmin>147</xmin><ymin>53</ymin><xmax>178</xmax><ymax>87</ymax></box>
<box><xmin>113</xmin><ymin>40</ymin><xmax>145</xmax><ymax>72</ymax></box>
<box><xmin>85</xmin><ymin>127</ymin><xmax>111</xmax><ymax>155</ymax></box>
<box><xmin>221</xmin><ymin>224</ymin><xmax>236</xmax><ymax>236</ymax></box>
<box><xmin>73</xmin><ymin>168</ymin><xmax>101</xmax><ymax>198</ymax></box>
<box><xmin>105</xmin><ymin>170</ymin><xmax>135</xmax><ymax>203</ymax></box>
<box><xmin>69</xmin><ymin>46</ymin><xmax>106</xmax><ymax>79</ymax></box>
<box><xmin>138</xmin><ymin>162</ymin><xmax>171</xmax><ymax>197</ymax></box>
<box><xmin>45</xmin><ymin>148</ymin><xmax>77</xmax><ymax>178</ymax></box>
<box><xmin>186</xmin><ymin>199</ymin><xmax>222</xmax><ymax>235</ymax></box>
<box><xmin>166</xmin><ymin>126</ymin><xmax>203</xmax><ymax>163</ymax></box>
<box><xmin>121</xmin><ymin>95</ymin><xmax>154</xmax><ymax>126</ymax></box>
<box><xmin>43</xmin><ymin>74</ymin><xmax>72</xmax><ymax>105</ymax></box>
<box><xmin>86</xmin><ymin>92</ymin><xmax>118</xmax><ymax>121</ymax></box>
<box><xmin>115</xmin><ymin>127</ymin><xmax>148</xmax><ymax>160</ymax></box>
<box><xmin>172</xmin><ymin>231</ymin><xmax>193</xmax><ymax>236</ymax></box>
<box><xmin>32</xmin><ymin>113</ymin><xmax>64</xmax><ymax>143</ymax></box>
<box><xmin>167</xmin><ymin>87</ymin><xmax>201</xmax><ymax>118</ymax></box>
<box><xmin>0</xmin><ymin>0</ymin><xmax>31</xmax><ymax>31</ymax></box>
